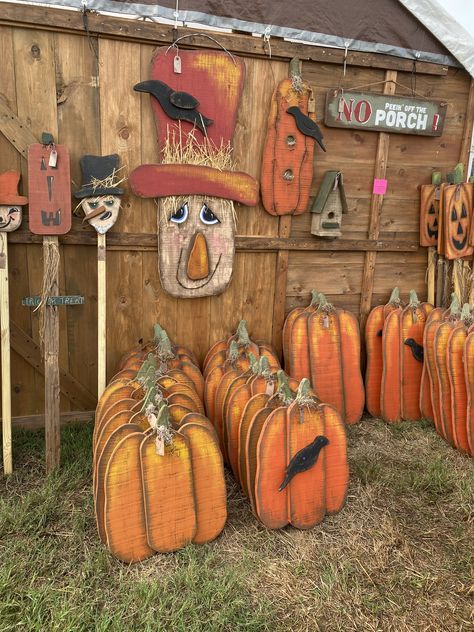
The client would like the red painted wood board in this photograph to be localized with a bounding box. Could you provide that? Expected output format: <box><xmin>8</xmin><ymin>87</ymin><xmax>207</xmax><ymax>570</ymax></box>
<box><xmin>148</xmin><ymin>48</ymin><xmax>245</xmax><ymax>150</ymax></box>
<box><xmin>27</xmin><ymin>144</ymin><xmax>71</xmax><ymax>235</ymax></box>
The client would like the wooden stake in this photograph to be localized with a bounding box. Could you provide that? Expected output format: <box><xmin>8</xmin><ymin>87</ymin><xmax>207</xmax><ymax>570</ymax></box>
<box><xmin>44</xmin><ymin>235</ymin><xmax>60</xmax><ymax>474</ymax></box>
<box><xmin>97</xmin><ymin>233</ymin><xmax>106</xmax><ymax>397</ymax></box>
<box><xmin>0</xmin><ymin>232</ymin><xmax>12</xmax><ymax>474</ymax></box>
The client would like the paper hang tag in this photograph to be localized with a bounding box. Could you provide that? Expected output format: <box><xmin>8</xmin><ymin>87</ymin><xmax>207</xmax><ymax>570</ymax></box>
<box><xmin>48</xmin><ymin>149</ymin><xmax>58</xmax><ymax>168</ymax></box>
<box><xmin>173</xmin><ymin>55</ymin><xmax>182</xmax><ymax>74</ymax></box>
<box><xmin>338</xmin><ymin>97</ymin><xmax>345</xmax><ymax>113</ymax></box>
<box><xmin>308</xmin><ymin>94</ymin><xmax>316</xmax><ymax>113</ymax></box>
<box><xmin>434</xmin><ymin>186</ymin><xmax>441</xmax><ymax>201</ymax></box>
<box><xmin>155</xmin><ymin>434</ymin><xmax>165</xmax><ymax>456</ymax></box>
<box><xmin>266</xmin><ymin>381</ymin><xmax>275</xmax><ymax>396</ymax></box>
<box><xmin>323</xmin><ymin>315</ymin><xmax>330</xmax><ymax>329</ymax></box>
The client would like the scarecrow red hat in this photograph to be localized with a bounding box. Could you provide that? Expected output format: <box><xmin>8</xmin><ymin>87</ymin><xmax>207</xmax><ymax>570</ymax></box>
<box><xmin>0</xmin><ymin>170</ymin><xmax>28</xmax><ymax>205</ymax></box>
<box><xmin>129</xmin><ymin>47</ymin><xmax>259</xmax><ymax>206</ymax></box>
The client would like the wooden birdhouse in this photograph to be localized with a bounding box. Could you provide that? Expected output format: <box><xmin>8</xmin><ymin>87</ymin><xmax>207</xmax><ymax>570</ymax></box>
<box><xmin>310</xmin><ymin>171</ymin><xmax>347</xmax><ymax>238</ymax></box>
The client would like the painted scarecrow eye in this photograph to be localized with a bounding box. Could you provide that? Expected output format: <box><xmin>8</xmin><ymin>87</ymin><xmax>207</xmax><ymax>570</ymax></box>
<box><xmin>170</xmin><ymin>203</ymin><xmax>189</xmax><ymax>224</ymax></box>
<box><xmin>89</xmin><ymin>201</ymin><xmax>99</xmax><ymax>210</ymax></box>
<box><xmin>8</xmin><ymin>207</ymin><xmax>19</xmax><ymax>215</ymax></box>
<box><xmin>200</xmin><ymin>204</ymin><xmax>220</xmax><ymax>225</ymax></box>
<box><xmin>104</xmin><ymin>199</ymin><xmax>115</xmax><ymax>207</ymax></box>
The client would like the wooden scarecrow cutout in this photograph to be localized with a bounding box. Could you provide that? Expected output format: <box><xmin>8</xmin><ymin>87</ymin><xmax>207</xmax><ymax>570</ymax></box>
<box><xmin>130</xmin><ymin>47</ymin><xmax>259</xmax><ymax>298</ymax></box>
<box><xmin>74</xmin><ymin>154</ymin><xmax>124</xmax><ymax>234</ymax></box>
<box><xmin>74</xmin><ymin>154</ymin><xmax>124</xmax><ymax>397</ymax></box>
<box><xmin>0</xmin><ymin>171</ymin><xmax>27</xmax><ymax>475</ymax></box>
<box><xmin>0</xmin><ymin>171</ymin><xmax>27</xmax><ymax>232</ymax></box>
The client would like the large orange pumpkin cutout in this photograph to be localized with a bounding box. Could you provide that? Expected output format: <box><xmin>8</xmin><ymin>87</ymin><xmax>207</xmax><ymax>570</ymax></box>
<box><xmin>443</xmin><ymin>183</ymin><xmax>473</xmax><ymax>260</ymax></box>
<box><xmin>419</xmin><ymin>184</ymin><xmax>440</xmax><ymax>247</ymax></box>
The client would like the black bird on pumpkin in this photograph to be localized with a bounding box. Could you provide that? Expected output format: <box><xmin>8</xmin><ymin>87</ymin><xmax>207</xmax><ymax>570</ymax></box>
<box><xmin>279</xmin><ymin>435</ymin><xmax>329</xmax><ymax>492</ymax></box>
<box><xmin>286</xmin><ymin>106</ymin><xmax>326</xmax><ymax>151</ymax></box>
<box><xmin>133</xmin><ymin>80</ymin><xmax>213</xmax><ymax>134</ymax></box>
<box><xmin>376</xmin><ymin>329</ymin><xmax>383</xmax><ymax>337</ymax></box>
<box><xmin>404</xmin><ymin>338</ymin><xmax>424</xmax><ymax>362</ymax></box>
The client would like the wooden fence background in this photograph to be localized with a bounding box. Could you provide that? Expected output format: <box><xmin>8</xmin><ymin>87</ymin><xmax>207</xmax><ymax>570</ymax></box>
<box><xmin>0</xmin><ymin>3</ymin><xmax>473</xmax><ymax>417</ymax></box>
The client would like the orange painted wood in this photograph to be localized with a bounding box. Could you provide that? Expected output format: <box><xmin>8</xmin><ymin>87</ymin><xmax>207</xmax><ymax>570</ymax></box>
<box><xmin>380</xmin><ymin>308</ymin><xmax>403</xmax><ymax>422</ymax></box>
<box><xmin>322</xmin><ymin>404</ymin><xmax>348</xmax><ymax>514</ymax></box>
<box><xmin>419</xmin><ymin>184</ymin><xmax>440</xmax><ymax>247</ymax></box>
<box><xmin>260</xmin><ymin>77</ymin><xmax>316</xmax><ymax>216</ymax></box>
<box><xmin>463</xmin><ymin>332</ymin><xmax>474</xmax><ymax>456</ymax></box>
<box><xmin>443</xmin><ymin>183</ymin><xmax>473</xmax><ymax>260</ymax></box>
<box><xmin>447</xmin><ymin>325</ymin><xmax>471</xmax><ymax>453</ymax></box>
<box><xmin>434</xmin><ymin>320</ymin><xmax>459</xmax><ymax>444</ymax></box>
<box><xmin>238</xmin><ymin>393</ymin><xmax>270</xmax><ymax>491</ymax></box>
<box><xmin>420</xmin><ymin>307</ymin><xmax>444</xmax><ymax>421</ymax></box>
<box><xmin>141</xmin><ymin>433</ymin><xmax>197</xmax><ymax>553</ymax></box>
<box><xmin>225</xmin><ymin>382</ymin><xmax>252</xmax><ymax>478</ymax></box>
<box><xmin>104</xmin><ymin>432</ymin><xmax>154</xmax><ymax>563</ymax></box>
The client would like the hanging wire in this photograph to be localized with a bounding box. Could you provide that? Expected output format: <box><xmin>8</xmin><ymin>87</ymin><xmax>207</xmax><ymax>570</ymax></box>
<box><xmin>81</xmin><ymin>0</ymin><xmax>99</xmax><ymax>65</ymax></box>
<box><xmin>263</xmin><ymin>26</ymin><xmax>272</xmax><ymax>59</ymax></box>
<box><xmin>165</xmin><ymin>33</ymin><xmax>236</xmax><ymax>64</ymax></box>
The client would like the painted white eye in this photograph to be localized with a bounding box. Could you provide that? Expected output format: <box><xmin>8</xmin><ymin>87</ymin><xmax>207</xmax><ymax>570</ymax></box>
<box><xmin>200</xmin><ymin>204</ymin><xmax>220</xmax><ymax>225</ymax></box>
<box><xmin>170</xmin><ymin>203</ymin><xmax>188</xmax><ymax>224</ymax></box>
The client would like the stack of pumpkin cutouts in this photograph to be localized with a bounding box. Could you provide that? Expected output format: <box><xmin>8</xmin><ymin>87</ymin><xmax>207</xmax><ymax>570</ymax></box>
<box><xmin>95</xmin><ymin>320</ymin><xmax>351</xmax><ymax>563</ymax></box>
<box><xmin>282</xmin><ymin>291</ymin><xmax>365</xmax><ymax>425</ymax></box>
<box><xmin>93</xmin><ymin>325</ymin><xmax>226</xmax><ymax>563</ymax></box>
<box><xmin>203</xmin><ymin>320</ymin><xmax>349</xmax><ymax>530</ymax></box>
<box><xmin>422</xmin><ymin>295</ymin><xmax>474</xmax><ymax>455</ymax></box>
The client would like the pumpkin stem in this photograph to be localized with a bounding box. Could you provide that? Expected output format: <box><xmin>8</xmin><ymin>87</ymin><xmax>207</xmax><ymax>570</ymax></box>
<box><xmin>248</xmin><ymin>352</ymin><xmax>258</xmax><ymax>373</ymax></box>
<box><xmin>258</xmin><ymin>355</ymin><xmax>271</xmax><ymax>376</ymax></box>
<box><xmin>408</xmin><ymin>290</ymin><xmax>420</xmax><ymax>306</ymax></box>
<box><xmin>310</xmin><ymin>290</ymin><xmax>320</xmax><ymax>306</ymax></box>
<box><xmin>228</xmin><ymin>340</ymin><xmax>240</xmax><ymax>363</ymax></box>
<box><xmin>156</xmin><ymin>327</ymin><xmax>175</xmax><ymax>361</ymax></box>
<box><xmin>153</xmin><ymin>323</ymin><xmax>164</xmax><ymax>341</ymax></box>
<box><xmin>136</xmin><ymin>353</ymin><xmax>156</xmax><ymax>382</ymax></box>
<box><xmin>236</xmin><ymin>320</ymin><xmax>251</xmax><ymax>347</ymax></box>
<box><xmin>296</xmin><ymin>378</ymin><xmax>311</xmax><ymax>399</ymax></box>
<box><xmin>449</xmin><ymin>293</ymin><xmax>461</xmax><ymax>316</ymax></box>
<box><xmin>276</xmin><ymin>370</ymin><xmax>293</xmax><ymax>405</ymax></box>
<box><xmin>461</xmin><ymin>303</ymin><xmax>471</xmax><ymax>322</ymax></box>
<box><xmin>388</xmin><ymin>287</ymin><xmax>400</xmax><ymax>304</ymax></box>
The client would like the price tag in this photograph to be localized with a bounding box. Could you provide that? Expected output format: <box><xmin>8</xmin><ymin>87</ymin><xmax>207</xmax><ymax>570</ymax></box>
<box><xmin>48</xmin><ymin>149</ymin><xmax>58</xmax><ymax>168</ymax></box>
<box><xmin>266</xmin><ymin>381</ymin><xmax>275</xmax><ymax>396</ymax></box>
<box><xmin>174</xmin><ymin>55</ymin><xmax>182</xmax><ymax>74</ymax></box>
<box><xmin>155</xmin><ymin>434</ymin><xmax>165</xmax><ymax>456</ymax></box>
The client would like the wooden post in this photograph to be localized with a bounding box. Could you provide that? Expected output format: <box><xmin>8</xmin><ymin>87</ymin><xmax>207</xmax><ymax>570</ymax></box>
<box><xmin>97</xmin><ymin>233</ymin><xmax>106</xmax><ymax>397</ymax></box>
<box><xmin>359</xmin><ymin>69</ymin><xmax>397</xmax><ymax>329</ymax></box>
<box><xmin>44</xmin><ymin>235</ymin><xmax>60</xmax><ymax>474</ymax></box>
<box><xmin>0</xmin><ymin>232</ymin><xmax>12</xmax><ymax>474</ymax></box>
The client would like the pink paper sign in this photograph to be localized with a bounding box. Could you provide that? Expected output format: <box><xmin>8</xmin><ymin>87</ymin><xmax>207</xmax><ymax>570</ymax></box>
<box><xmin>373</xmin><ymin>178</ymin><xmax>387</xmax><ymax>195</ymax></box>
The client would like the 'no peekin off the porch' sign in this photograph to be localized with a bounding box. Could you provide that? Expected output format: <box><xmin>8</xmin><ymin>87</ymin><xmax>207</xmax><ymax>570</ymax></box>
<box><xmin>325</xmin><ymin>89</ymin><xmax>447</xmax><ymax>136</ymax></box>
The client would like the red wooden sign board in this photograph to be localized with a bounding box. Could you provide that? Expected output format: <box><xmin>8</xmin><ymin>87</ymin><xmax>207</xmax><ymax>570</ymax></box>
<box><xmin>27</xmin><ymin>144</ymin><xmax>71</xmax><ymax>235</ymax></box>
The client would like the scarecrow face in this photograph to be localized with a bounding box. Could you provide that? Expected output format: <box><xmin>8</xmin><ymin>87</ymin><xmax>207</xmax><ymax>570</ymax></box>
<box><xmin>158</xmin><ymin>195</ymin><xmax>235</xmax><ymax>298</ymax></box>
<box><xmin>0</xmin><ymin>205</ymin><xmax>23</xmax><ymax>232</ymax></box>
<box><xmin>81</xmin><ymin>195</ymin><xmax>121</xmax><ymax>234</ymax></box>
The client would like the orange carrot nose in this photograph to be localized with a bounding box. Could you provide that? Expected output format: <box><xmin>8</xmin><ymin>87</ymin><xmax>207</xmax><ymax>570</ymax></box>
<box><xmin>187</xmin><ymin>231</ymin><xmax>209</xmax><ymax>280</ymax></box>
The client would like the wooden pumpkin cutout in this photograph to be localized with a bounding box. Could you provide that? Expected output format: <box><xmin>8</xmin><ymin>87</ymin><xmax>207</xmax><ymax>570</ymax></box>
<box><xmin>27</xmin><ymin>142</ymin><xmax>71</xmax><ymax>235</ymax></box>
<box><xmin>261</xmin><ymin>58</ymin><xmax>325</xmax><ymax>216</ymax></box>
<box><xmin>443</xmin><ymin>183</ymin><xmax>473</xmax><ymax>260</ymax></box>
<box><xmin>310</xmin><ymin>171</ymin><xmax>348</xmax><ymax>238</ymax></box>
<box><xmin>419</xmin><ymin>183</ymin><xmax>440</xmax><ymax>247</ymax></box>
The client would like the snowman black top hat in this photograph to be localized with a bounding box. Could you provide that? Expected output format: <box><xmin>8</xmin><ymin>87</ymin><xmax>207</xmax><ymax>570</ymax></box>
<box><xmin>74</xmin><ymin>154</ymin><xmax>124</xmax><ymax>199</ymax></box>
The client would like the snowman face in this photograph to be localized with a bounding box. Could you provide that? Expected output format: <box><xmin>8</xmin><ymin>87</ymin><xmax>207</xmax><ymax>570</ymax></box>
<box><xmin>81</xmin><ymin>195</ymin><xmax>121</xmax><ymax>234</ymax></box>
<box><xmin>158</xmin><ymin>195</ymin><xmax>235</xmax><ymax>298</ymax></box>
<box><xmin>0</xmin><ymin>205</ymin><xmax>23</xmax><ymax>232</ymax></box>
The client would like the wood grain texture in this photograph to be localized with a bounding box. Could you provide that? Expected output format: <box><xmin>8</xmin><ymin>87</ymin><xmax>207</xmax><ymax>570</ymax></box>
<box><xmin>0</xmin><ymin>233</ymin><xmax>12</xmax><ymax>473</ymax></box>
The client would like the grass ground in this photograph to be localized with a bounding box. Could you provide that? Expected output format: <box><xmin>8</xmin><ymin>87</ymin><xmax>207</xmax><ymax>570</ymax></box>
<box><xmin>0</xmin><ymin>418</ymin><xmax>472</xmax><ymax>632</ymax></box>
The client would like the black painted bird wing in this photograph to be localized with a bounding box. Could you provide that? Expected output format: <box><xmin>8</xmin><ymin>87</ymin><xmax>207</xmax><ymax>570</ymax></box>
<box><xmin>169</xmin><ymin>90</ymin><xmax>200</xmax><ymax>110</ymax></box>
<box><xmin>286</xmin><ymin>106</ymin><xmax>327</xmax><ymax>152</ymax></box>
<box><xmin>404</xmin><ymin>338</ymin><xmax>424</xmax><ymax>362</ymax></box>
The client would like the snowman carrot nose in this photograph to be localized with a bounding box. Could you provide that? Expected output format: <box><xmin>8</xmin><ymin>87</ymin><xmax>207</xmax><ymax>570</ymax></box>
<box><xmin>187</xmin><ymin>231</ymin><xmax>209</xmax><ymax>280</ymax></box>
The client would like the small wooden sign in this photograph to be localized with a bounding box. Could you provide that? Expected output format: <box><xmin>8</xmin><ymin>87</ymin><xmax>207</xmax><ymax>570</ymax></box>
<box><xmin>325</xmin><ymin>89</ymin><xmax>447</xmax><ymax>136</ymax></box>
<box><xmin>22</xmin><ymin>295</ymin><xmax>84</xmax><ymax>306</ymax></box>
<box><xmin>28</xmin><ymin>143</ymin><xmax>72</xmax><ymax>235</ymax></box>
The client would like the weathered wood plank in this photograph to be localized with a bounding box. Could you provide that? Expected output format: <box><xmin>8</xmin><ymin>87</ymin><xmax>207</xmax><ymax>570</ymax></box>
<box><xmin>272</xmin><ymin>215</ymin><xmax>292</xmax><ymax>357</ymax></box>
<box><xmin>7</xmin><ymin>230</ymin><xmax>419</xmax><ymax>252</ymax></box>
<box><xmin>10</xmin><ymin>321</ymin><xmax>96</xmax><ymax>409</ymax></box>
<box><xmin>9</xmin><ymin>409</ymin><xmax>94</xmax><ymax>431</ymax></box>
<box><xmin>0</xmin><ymin>2</ymin><xmax>449</xmax><ymax>75</ymax></box>
<box><xmin>0</xmin><ymin>97</ymin><xmax>39</xmax><ymax>158</ymax></box>
<box><xmin>359</xmin><ymin>70</ymin><xmax>397</xmax><ymax>325</ymax></box>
